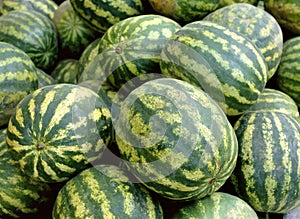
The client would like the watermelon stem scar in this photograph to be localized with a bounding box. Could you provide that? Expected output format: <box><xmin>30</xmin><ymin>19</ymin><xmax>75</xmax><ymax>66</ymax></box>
<box><xmin>36</xmin><ymin>142</ymin><xmax>46</xmax><ymax>150</ymax></box>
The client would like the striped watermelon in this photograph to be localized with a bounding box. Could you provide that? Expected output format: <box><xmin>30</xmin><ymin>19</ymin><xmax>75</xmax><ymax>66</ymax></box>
<box><xmin>0</xmin><ymin>0</ymin><xmax>58</xmax><ymax>19</ymax></box>
<box><xmin>246</xmin><ymin>88</ymin><xmax>300</xmax><ymax>122</ymax></box>
<box><xmin>147</xmin><ymin>0</ymin><xmax>220</xmax><ymax>23</ymax></box>
<box><xmin>0</xmin><ymin>128</ymin><xmax>50</xmax><ymax>218</ymax></box>
<box><xmin>203</xmin><ymin>3</ymin><xmax>283</xmax><ymax>80</ymax></box>
<box><xmin>53</xmin><ymin>0</ymin><xmax>100</xmax><ymax>59</ymax></box>
<box><xmin>115</xmin><ymin>78</ymin><xmax>238</xmax><ymax>201</ymax></box>
<box><xmin>264</xmin><ymin>0</ymin><xmax>300</xmax><ymax>35</ymax></box>
<box><xmin>0</xmin><ymin>41</ymin><xmax>38</xmax><ymax>128</ymax></box>
<box><xmin>231</xmin><ymin>111</ymin><xmax>300</xmax><ymax>214</ymax></box>
<box><xmin>172</xmin><ymin>192</ymin><xmax>258</xmax><ymax>218</ymax></box>
<box><xmin>36</xmin><ymin>68</ymin><xmax>56</xmax><ymax>88</ymax></box>
<box><xmin>69</xmin><ymin>0</ymin><xmax>144</xmax><ymax>33</ymax></box>
<box><xmin>51</xmin><ymin>59</ymin><xmax>80</xmax><ymax>84</ymax></box>
<box><xmin>6</xmin><ymin>83</ymin><xmax>114</xmax><ymax>183</ymax></box>
<box><xmin>52</xmin><ymin>164</ymin><xmax>164</xmax><ymax>219</ymax></box>
<box><xmin>160</xmin><ymin>20</ymin><xmax>268</xmax><ymax>116</ymax></box>
<box><xmin>276</xmin><ymin>36</ymin><xmax>300</xmax><ymax>107</ymax></box>
<box><xmin>83</xmin><ymin>14</ymin><xmax>181</xmax><ymax>89</ymax></box>
<box><xmin>0</xmin><ymin>9</ymin><xmax>58</xmax><ymax>70</ymax></box>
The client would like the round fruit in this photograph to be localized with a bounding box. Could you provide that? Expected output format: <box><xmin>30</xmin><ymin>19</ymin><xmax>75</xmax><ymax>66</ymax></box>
<box><xmin>160</xmin><ymin>20</ymin><xmax>268</xmax><ymax>116</ymax></box>
<box><xmin>6</xmin><ymin>84</ymin><xmax>113</xmax><ymax>183</ymax></box>
<box><xmin>232</xmin><ymin>111</ymin><xmax>300</xmax><ymax>214</ymax></box>
<box><xmin>115</xmin><ymin>78</ymin><xmax>238</xmax><ymax>201</ymax></box>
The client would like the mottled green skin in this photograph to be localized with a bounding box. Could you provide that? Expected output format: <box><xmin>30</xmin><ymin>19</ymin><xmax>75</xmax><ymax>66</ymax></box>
<box><xmin>264</xmin><ymin>0</ymin><xmax>300</xmax><ymax>34</ymax></box>
<box><xmin>0</xmin><ymin>42</ymin><xmax>38</xmax><ymax>128</ymax></box>
<box><xmin>88</xmin><ymin>14</ymin><xmax>181</xmax><ymax>89</ymax></box>
<box><xmin>172</xmin><ymin>192</ymin><xmax>258</xmax><ymax>218</ymax></box>
<box><xmin>52</xmin><ymin>164</ymin><xmax>164</xmax><ymax>219</ymax></box>
<box><xmin>0</xmin><ymin>129</ymin><xmax>50</xmax><ymax>218</ymax></box>
<box><xmin>232</xmin><ymin>111</ymin><xmax>300</xmax><ymax>213</ymax></box>
<box><xmin>51</xmin><ymin>59</ymin><xmax>81</xmax><ymax>84</ymax></box>
<box><xmin>36</xmin><ymin>68</ymin><xmax>56</xmax><ymax>88</ymax></box>
<box><xmin>276</xmin><ymin>36</ymin><xmax>300</xmax><ymax>107</ymax></box>
<box><xmin>160</xmin><ymin>20</ymin><xmax>268</xmax><ymax>116</ymax></box>
<box><xmin>0</xmin><ymin>0</ymin><xmax>58</xmax><ymax>19</ymax></box>
<box><xmin>220</xmin><ymin>0</ymin><xmax>258</xmax><ymax>7</ymax></box>
<box><xmin>203</xmin><ymin>3</ymin><xmax>283</xmax><ymax>80</ymax></box>
<box><xmin>148</xmin><ymin>0</ymin><xmax>220</xmax><ymax>23</ymax></box>
<box><xmin>0</xmin><ymin>10</ymin><xmax>58</xmax><ymax>70</ymax></box>
<box><xmin>69</xmin><ymin>0</ymin><xmax>144</xmax><ymax>33</ymax></box>
<box><xmin>53</xmin><ymin>0</ymin><xmax>100</xmax><ymax>59</ymax></box>
<box><xmin>78</xmin><ymin>37</ymin><xmax>102</xmax><ymax>77</ymax></box>
<box><xmin>116</xmin><ymin>78</ymin><xmax>238</xmax><ymax>201</ymax></box>
<box><xmin>246</xmin><ymin>88</ymin><xmax>300</xmax><ymax>122</ymax></box>
<box><xmin>6</xmin><ymin>84</ymin><xmax>114</xmax><ymax>183</ymax></box>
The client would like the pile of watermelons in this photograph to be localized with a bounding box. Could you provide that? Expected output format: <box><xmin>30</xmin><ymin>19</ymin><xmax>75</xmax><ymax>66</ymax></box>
<box><xmin>0</xmin><ymin>0</ymin><xmax>299</xmax><ymax>218</ymax></box>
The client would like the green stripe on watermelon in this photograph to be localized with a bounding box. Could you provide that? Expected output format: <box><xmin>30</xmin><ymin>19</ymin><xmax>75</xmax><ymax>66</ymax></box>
<box><xmin>276</xmin><ymin>36</ymin><xmax>300</xmax><ymax>107</ymax></box>
<box><xmin>0</xmin><ymin>41</ymin><xmax>38</xmax><ymax>127</ymax></box>
<box><xmin>52</xmin><ymin>164</ymin><xmax>163</xmax><ymax>219</ymax></box>
<box><xmin>203</xmin><ymin>3</ymin><xmax>283</xmax><ymax>80</ymax></box>
<box><xmin>6</xmin><ymin>84</ymin><xmax>113</xmax><ymax>183</ymax></box>
<box><xmin>51</xmin><ymin>59</ymin><xmax>81</xmax><ymax>84</ymax></box>
<box><xmin>0</xmin><ymin>0</ymin><xmax>58</xmax><ymax>19</ymax></box>
<box><xmin>0</xmin><ymin>9</ymin><xmax>58</xmax><ymax>70</ymax></box>
<box><xmin>36</xmin><ymin>68</ymin><xmax>56</xmax><ymax>88</ymax></box>
<box><xmin>69</xmin><ymin>0</ymin><xmax>144</xmax><ymax>33</ymax></box>
<box><xmin>232</xmin><ymin>111</ymin><xmax>300</xmax><ymax>214</ymax></box>
<box><xmin>147</xmin><ymin>0</ymin><xmax>220</xmax><ymax>23</ymax></box>
<box><xmin>53</xmin><ymin>0</ymin><xmax>100</xmax><ymax>59</ymax></box>
<box><xmin>172</xmin><ymin>192</ymin><xmax>258</xmax><ymax>218</ymax></box>
<box><xmin>0</xmin><ymin>129</ymin><xmax>50</xmax><ymax>218</ymax></box>
<box><xmin>115</xmin><ymin>78</ymin><xmax>238</xmax><ymax>201</ymax></box>
<box><xmin>246</xmin><ymin>88</ymin><xmax>300</xmax><ymax>122</ymax></box>
<box><xmin>160</xmin><ymin>20</ymin><xmax>268</xmax><ymax>116</ymax></box>
<box><xmin>78</xmin><ymin>37</ymin><xmax>102</xmax><ymax>76</ymax></box>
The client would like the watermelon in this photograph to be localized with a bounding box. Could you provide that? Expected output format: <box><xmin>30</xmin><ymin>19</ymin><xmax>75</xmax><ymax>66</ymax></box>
<box><xmin>115</xmin><ymin>78</ymin><xmax>238</xmax><ymax>201</ymax></box>
<box><xmin>53</xmin><ymin>0</ymin><xmax>100</xmax><ymax>59</ymax></box>
<box><xmin>0</xmin><ymin>128</ymin><xmax>50</xmax><ymax>218</ymax></box>
<box><xmin>79</xmin><ymin>14</ymin><xmax>181</xmax><ymax>89</ymax></box>
<box><xmin>247</xmin><ymin>88</ymin><xmax>300</xmax><ymax>122</ymax></box>
<box><xmin>36</xmin><ymin>68</ymin><xmax>56</xmax><ymax>88</ymax></box>
<box><xmin>203</xmin><ymin>3</ymin><xmax>283</xmax><ymax>80</ymax></box>
<box><xmin>160</xmin><ymin>20</ymin><xmax>268</xmax><ymax>116</ymax></box>
<box><xmin>51</xmin><ymin>59</ymin><xmax>81</xmax><ymax>84</ymax></box>
<box><xmin>6</xmin><ymin>83</ymin><xmax>114</xmax><ymax>183</ymax></box>
<box><xmin>52</xmin><ymin>164</ymin><xmax>164</xmax><ymax>219</ymax></box>
<box><xmin>171</xmin><ymin>192</ymin><xmax>258</xmax><ymax>218</ymax></box>
<box><xmin>69</xmin><ymin>0</ymin><xmax>144</xmax><ymax>33</ymax></box>
<box><xmin>276</xmin><ymin>36</ymin><xmax>300</xmax><ymax>107</ymax></box>
<box><xmin>0</xmin><ymin>41</ymin><xmax>38</xmax><ymax>128</ymax></box>
<box><xmin>0</xmin><ymin>9</ymin><xmax>58</xmax><ymax>71</ymax></box>
<box><xmin>231</xmin><ymin>111</ymin><xmax>300</xmax><ymax>214</ymax></box>
<box><xmin>264</xmin><ymin>0</ymin><xmax>300</xmax><ymax>35</ymax></box>
<box><xmin>147</xmin><ymin>0</ymin><xmax>221</xmax><ymax>23</ymax></box>
<box><xmin>0</xmin><ymin>0</ymin><xmax>58</xmax><ymax>19</ymax></box>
